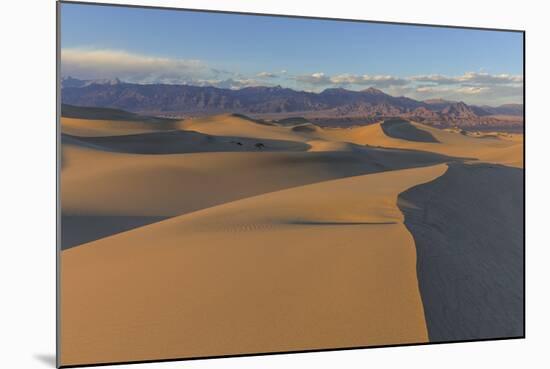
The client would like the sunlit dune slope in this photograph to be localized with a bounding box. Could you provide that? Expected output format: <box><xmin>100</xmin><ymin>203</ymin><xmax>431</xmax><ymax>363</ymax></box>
<box><xmin>179</xmin><ymin>114</ymin><xmax>312</xmax><ymax>142</ymax></box>
<box><xmin>63</xmin><ymin>112</ymin><xmax>522</xmax><ymax>168</ymax></box>
<box><xmin>60</xmin><ymin>113</ymin><xmax>521</xmax><ymax>250</ymax></box>
<box><xmin>178</xmin><ymin>115</ymin><xmax>522</xmax><ymax>168</ymax></box>
<box><xmin>61</xmin><ymin>164</ymin><xmax>447</xmax><ymax>366</ymax></box>
<box><xmin>61</xmin><ymin>104</ymin><xmax>178</xmax><ymax>137</ymax></box>
<box><xmin>310</xmin><ymin>121</ymin><xmax>523</xmax><ymax>168</ymax></box>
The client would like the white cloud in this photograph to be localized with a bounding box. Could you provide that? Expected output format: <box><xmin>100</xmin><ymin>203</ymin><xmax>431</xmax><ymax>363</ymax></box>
<box><xmin>410</xmin><ymin>72</ymin><xmax>523</xmax><ymax>86</ymax></box>
<box><xmin>406</xmin><ymin>72</ymin><xmax>523</xmax><ymax>104</ymax></box>
<box><xmin>294</xmin><ymin>72</ymin><xmax>407</xmax><ymax>88</ymax></box>
<box><xmin>459</xmin><ymin>72</ymin><xmax>523</xmax><ymax>85</ymax></box>
<box><xmin>195</xmin><ymin>78</ymin><xmax>266</xmax><ymax>90</ymax></box>
<box><xmin>455</xmin><ymin>86</ymin><xmax>490</xmax><ymax>95</ymax></box>
<box><xmin>256</xmin><ymin>71</ymin><xmax>277</xmax><ymax>78</ymax></box>
<box><xmin>411</xmin><ymin>84</ymin><xmax>522</xmax><ymax>105</ymax></box>
<box><xmin>333</xmin><ymin>74</ymin><xmax>408</xmax><ymax>88</ymax></box>
<box><xmin>60</xmin><ymin>48</ymin><xmax>522</xmax><ymax>105</ymax></box>
<box><xmin>415</xmin><ymin>86</ymin><xmax>441</xmax><ymax>93</ymax></box>
<box><xmin>410</xmin><ymin>74</ymin><xmax>460</xmax><ymax>84</ymax></box>
<box><xmin>294</xmin><ymin>72</ymin><xmax>331</xmax><ymax>85</ymax></box>
<box><xmin>61</xmin><ymin>48</ymin><xmax>209</xmax><ymax>84</ymax></box>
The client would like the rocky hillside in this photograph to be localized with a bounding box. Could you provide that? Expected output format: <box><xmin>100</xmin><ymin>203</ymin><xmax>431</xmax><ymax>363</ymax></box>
<box><xmin>61</xmin><ymin>77</ymin><xmax>523</xmax><ymax>129</ymax></box>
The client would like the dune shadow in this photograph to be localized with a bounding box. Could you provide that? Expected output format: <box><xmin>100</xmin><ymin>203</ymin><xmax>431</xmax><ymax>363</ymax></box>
<box><xmin>61</xmin><ymin>104</ymin><xmax>177</xmax><ymax>125</ymax></box>
<box><xmin>62</xmin><ymin>215</ymin><xmax>169</xmax><ymax>249</ymax></box>
<box><xmin>230</xmin><ymin>113</ymin><xmax>276</xmax><ymax>126</ymax></box>
<box><xmin>62</xmin><ymin>131</ymin><xmax>310</xmax><ymax>154</ymax></box>
<box><xmin>381</xmin><ymin>119</ymin><xmax>439</xmax><ymax>143</ymax></box>
<box><xmin>292</xmin><ymin>124</ymin><xmax>319</xmax><ymax>133</ymax></box>
<box><xmin>398</xmin><ymin>162</ymin><xmax>523</xmax><ymax>342</ymax></box>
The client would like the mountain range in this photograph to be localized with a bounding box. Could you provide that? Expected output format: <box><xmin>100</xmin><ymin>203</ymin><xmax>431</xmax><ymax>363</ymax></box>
<box><xmin>61</xmin><ymin>77</ymin><xmax>523</xmax><ymax>129</ymax></box>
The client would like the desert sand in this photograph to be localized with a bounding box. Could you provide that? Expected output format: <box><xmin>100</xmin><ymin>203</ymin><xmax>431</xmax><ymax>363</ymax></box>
<box><xmin>60</xmin><ymin>111</ymin><xmax>523</xmax><ymax>366</ymax></box>
<box><xmin>61</xmin><ymin>117</ymin><xmax>176</xmax><ymax>137</ymax></box>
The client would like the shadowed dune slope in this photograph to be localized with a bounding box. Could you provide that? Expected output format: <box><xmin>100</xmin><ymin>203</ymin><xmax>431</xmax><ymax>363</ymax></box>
<box><xmin>61</xmin><ymin>117</ymin><xmax>178</xmax><ymax>137</ymax></box>
<box><xmin>311</xmin><ymin>121</ymin><xmax>523</xmax><ymax>168</ymax></box>
<box><xmin>381</xmin><ymin>119</ymin><xmax>439</xmax><ymax>143</ymax></box>
<box><xmin>60</xmin><ymin>164</ymin><xmax>447</xmax><ymax>366</ymax></box>
<box><xmin>61</xmin><ymin>104</ymin><xmax>164</xmax><ymax>121</ymax></box>
<box><xmin>291</xmin><ymin>123</ymin><xmax>320</xmax><ymax>133</ymax></box>
<box><xmin>61</xmin><ymin>215</ymin><xmax>168</xmax><ymax>250</ymax></box>
<box><xmin>61</xmin><ymin>104</ymin><xmax>179</xmax><ymax>137</ymax></box>
<box><xmin>398</xmin><ymin>163</ymin><xmax>524</xmax><ymax>342</ymax></box>
<box><xmin>62</xmin><ymin>131</ymin><xmax>310</xmax><ymax>154</ymax></box>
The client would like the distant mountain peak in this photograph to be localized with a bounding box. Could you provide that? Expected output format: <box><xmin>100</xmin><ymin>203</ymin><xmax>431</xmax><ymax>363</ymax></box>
<box><xmin>62</xmin><ymin>76</ymin><xmax>79</xmax><ymax>82</ymax></box>
<box><xmin>61</xmin><ymin>76</ymin><xmax>122</xmax><ymax>88</ymax></box>
<box><xmin>321</xmin><ymin>87</ymin><xmax>351</xmax><ymax>93</ymax></box>
<box><xmin>440</xmin><ymin>101</ymin><xmax>477</xmax><ymax>119</ymax></box>
<box><xmin>360</xmin><ymin>87</ymin><xmax>385</xmax><ymax>95</ymax></box>
<box><xmin>89</xmin><ymin>77</ymin><xmax>122</xmax><ymax>86</ymax></box>
<box><xmin>60</xmin><ymin>77</ymin><xmax>523</xmax><ymax>128</ymax></box>
<box><xmin>424</xmin><ymin>98</ymin><xmax>455</xmax><ymax>105</ymax></box>
<box><xmin>61</xmin><ymin>76</ymin><xmax>87</xmax><ymax>88</ymax></box>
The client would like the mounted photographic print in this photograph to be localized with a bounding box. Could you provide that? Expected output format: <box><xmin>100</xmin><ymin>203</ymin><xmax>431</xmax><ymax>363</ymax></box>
<box><xmin>57</xmin><ymin>1</ymin><xmax>525</xmax><ymax>367</ymax></box>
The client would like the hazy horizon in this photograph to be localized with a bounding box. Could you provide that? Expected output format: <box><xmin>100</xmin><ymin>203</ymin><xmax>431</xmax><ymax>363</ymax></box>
<box><xmin>61</xmin><ymin>75</ymin><xmax>523</xmax><ymax>108</ymax></box>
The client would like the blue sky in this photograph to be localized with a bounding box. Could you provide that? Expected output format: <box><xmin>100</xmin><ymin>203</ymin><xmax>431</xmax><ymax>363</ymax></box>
<box><xmin>60</xmin><ymin>2</ymin><xmax>524</xmax><ymax>105</ymax></box>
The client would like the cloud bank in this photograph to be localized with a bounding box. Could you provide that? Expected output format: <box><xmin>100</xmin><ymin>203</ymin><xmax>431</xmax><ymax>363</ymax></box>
<box><xmin>295</xmin><ymin>73</ymin><xmax>408</xmax><ymax>88</ymax></box>
<box><xmin>61</xmin><ymin>49</ymin><xmax>211</xmax><ymax>84</ymax></box>
<box><xmin>61</xmin><ymin>48</ymin><xmax>523</xmax><ymax>105</ymax></box>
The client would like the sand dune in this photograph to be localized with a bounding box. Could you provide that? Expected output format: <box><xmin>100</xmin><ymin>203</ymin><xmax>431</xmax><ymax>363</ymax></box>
<box><xmin>179</xmin><ymin>115</ymin><xmax>522</xmax><ymax>168</ymax></box>
<box><xmin>179</xmin><ymin>114</ymin><xmax>312</xmax><ymax>142</ymax></box>
<box><xmin>380</xmin><ymin>119</ymin><xmax>439</xmax><ymax>143</ymax></box>
<box><xmin>64</xmin><ymin>113</ymin><xmax>522</xmax><ymax>167</ymax></box>
<box><xmin>291</xmin><ymin>123</ymin><xmax>321</xmax><ymax>133</ymax></box>
<box><xmin>310</xmin><ymin>121</ymin><xmax>523</xmax><ymax>168</ymax></box>
<box><xmin>62</xmin><ymin>104</ymin><xmax>170</xmax><ymax>122</ymax></box>
<box><xmin>59</xmin><ymin>111</ymin><xmax>524</xmax><ymax>366</ymax></box>
<box><xmin>60</xmin><ymin>113</ymin><xmax>518</xmax><ymax>247</ymax></box>
<box><xmin>61</xmin><ymin>164</ymin><xmax>447</xmax><ymax>365</ymax></box>
<box><xmin>306</xmin><ymin>139</ymin><xmax>359</xmax><ymax>152</ymax></box>
<box><xmin>63</xmin><ymin>131</ymin><xmax>309</xmax><ymax>154</ymax></box>
<box><xmin>61</xmin><ymin>133</ymin><xmax>458</xmax><ymax>249</ymax></box>
<box><xmin>61</xmin><ymin>140</ymin><xmax>457</xmax><ymax>217</ymax></box>
<box><xmin>61</xmin><ymin>117</ymin><xmax>178</xmax><ymax>137</ymax></box>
